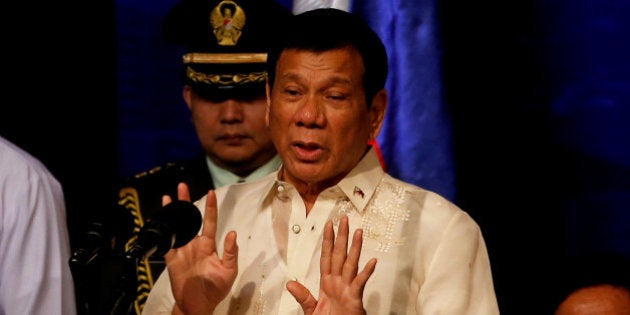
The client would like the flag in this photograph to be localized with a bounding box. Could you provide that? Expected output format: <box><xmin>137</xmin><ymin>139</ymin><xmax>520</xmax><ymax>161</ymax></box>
<box><xmin>351</xmin><ymin>1</ymin><xmax>455</xmax><ymax>200</ymax></box>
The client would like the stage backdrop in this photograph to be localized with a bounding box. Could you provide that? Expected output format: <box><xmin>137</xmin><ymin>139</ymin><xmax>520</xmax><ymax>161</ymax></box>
<box><xmin>117</xmin><ymin>0</ymin><xmax>629</xmax><ymax>313</ymax></box>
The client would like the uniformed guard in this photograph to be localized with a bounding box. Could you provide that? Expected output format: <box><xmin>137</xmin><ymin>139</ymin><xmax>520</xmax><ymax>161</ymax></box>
<box><xmin>115</xmin><ymin>0</ymin><xmax>292</xmax><ymax>313</ymax></box>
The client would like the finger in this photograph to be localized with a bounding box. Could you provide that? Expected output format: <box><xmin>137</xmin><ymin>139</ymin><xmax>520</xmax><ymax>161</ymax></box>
<box><xmin>221</xmin><ymin>231</ymin><xmax>238</xmax><ymax>270</ymax></box>
<box><xmin>202</xmin><ymin>190</ymin><xmax>218</xmax><ymax>252</ymax></box>
<box><xmin>353</xmin><ymin>258</ymin><xmax>377</xmax><ymax>297</ymax></box>
<box><xmin>342</xmin><ymin>228</ymin><xmax>363</xmax><ymax>282</ymax></box>
<box><xmin>286</xmin><ymin>280</ymin><xmax>317</xmax><ymax>315</ymax></box>
<box><xmin>177</xmin><ymin>182</ymin><xmax>191</xmax><ymax>201</ymax></box>
<box><xmin>162</xmin><ymin>194</ymin><xmax>172</xmax><ymax>207</ymax></box>
<box><xmin>320</xmin><ymin>220</ymin><xmax>335</xmax><ymax>276</ymax></box>
<box><xmin>331</xmin><ymin>215</ymin><xmax>350</xmax><ymax>276</ymax></box>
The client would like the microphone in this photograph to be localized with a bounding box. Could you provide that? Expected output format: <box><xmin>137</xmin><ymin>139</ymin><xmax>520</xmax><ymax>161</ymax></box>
<box><xmin>70</xmin><ymin>204</ymin><xmax>134</xmax><ymax>268</ymax></box>
<box><xmin>70</xmin><ymin>220</ymin><xmax>111</xmax><ymax>267</ymax></box>
<box><xmin>124</xmin><ymin>200</ymin><xmax>202</xmax><ymax>262</ymax></box>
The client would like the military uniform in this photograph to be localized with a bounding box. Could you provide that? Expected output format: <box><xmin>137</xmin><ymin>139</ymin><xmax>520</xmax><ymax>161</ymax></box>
<box><xmin>112</xmin><ymin>0</ymin><xmax>293</xmax><ymax>314</ymax></box>
<box><xmin>114</xmin><ymin>155</ymin><xmax>211</xmax><ymax>314</ymax></box>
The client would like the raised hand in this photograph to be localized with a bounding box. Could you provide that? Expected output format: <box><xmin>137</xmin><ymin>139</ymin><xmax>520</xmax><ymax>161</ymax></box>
<box><xmin>162</xmin><ymin>183</ymin><xmax>238</xmax><ymax>315</ymax></box>
<box><xmin>286</xmin><ymin>215</ymin><xmax>377</xmax><ymax>315</ymax></box>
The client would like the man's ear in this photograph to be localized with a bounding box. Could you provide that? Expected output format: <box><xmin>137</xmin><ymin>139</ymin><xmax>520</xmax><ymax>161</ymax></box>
<box><xmin>265</xmin><ymin>83</ymin><xmax>272</xmax><ymax>127</ymax></box>
<box><xmin>182</xmin><ymin>85</ymin><xmax>193</xmax><ymax>110</ymax></box>
<box><xmin>369</xmin><ymin>89</ymin><xmax>388</xmax><ymax>139</ymax></box>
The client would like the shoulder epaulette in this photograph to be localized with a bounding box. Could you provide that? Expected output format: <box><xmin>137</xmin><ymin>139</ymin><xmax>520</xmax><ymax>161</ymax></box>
<box><xmin>132</xmin><ymin>162</ymin><xmax>178</xmax><ymax>180</ymax></box>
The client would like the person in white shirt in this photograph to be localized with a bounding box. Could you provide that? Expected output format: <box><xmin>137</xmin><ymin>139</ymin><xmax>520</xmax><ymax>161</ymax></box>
<box><xmin>0</xmin><ymin>135</ymin><xmax>77</xmax><ymax>315</ymax></box>
<box><xmin>143</xmin><ymin>8</ymin><xmax>499</xmax><ymax>315</ymax></box>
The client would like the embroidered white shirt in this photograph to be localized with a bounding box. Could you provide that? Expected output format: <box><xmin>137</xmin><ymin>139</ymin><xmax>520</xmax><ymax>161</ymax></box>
<box><xmin>143</xmin><ymin>148</ymin><xmax>499</xmax><ymax>315</ymax></box>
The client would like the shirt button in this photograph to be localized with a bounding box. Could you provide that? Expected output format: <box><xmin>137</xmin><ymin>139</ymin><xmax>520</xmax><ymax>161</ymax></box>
<box><xmin>292</xmin><ymin>224</ymin><xmax>301</xmax><ymax>234</ymax></box>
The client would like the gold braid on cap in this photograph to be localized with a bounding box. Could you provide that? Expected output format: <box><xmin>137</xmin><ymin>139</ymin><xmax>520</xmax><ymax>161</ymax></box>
<box><xmin>186</xmin><ymin>66</ymin><xmax>267</xmax><ymax>86</ymax></box>
<box><xmin>183</xmin><ymin>53</ymin><xmax>267</xmax><ymax>64</ymax></box>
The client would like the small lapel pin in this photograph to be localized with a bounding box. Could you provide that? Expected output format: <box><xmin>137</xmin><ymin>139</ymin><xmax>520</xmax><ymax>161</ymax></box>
<box><xmin>353</xmin><ymin>186</ymin><xmax>365</xmax><ymax>198</ymax></box>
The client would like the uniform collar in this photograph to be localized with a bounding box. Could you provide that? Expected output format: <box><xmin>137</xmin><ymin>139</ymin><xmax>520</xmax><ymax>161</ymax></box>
<box><xmin>206</xmin><ymin>154</ymin><xmax>282</xmax><ymax>188</ymax></box>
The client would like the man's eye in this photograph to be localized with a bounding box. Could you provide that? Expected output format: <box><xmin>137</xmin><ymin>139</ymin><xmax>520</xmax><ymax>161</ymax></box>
<box><xmin>285</xmin><ymin>88</ymin><xmax>300</xmax><ymax>96</ymax></box>
<box><xmin>328</xmin><ymin>94</ymin><xmax>346</xmax><ymax>101</ymax></box>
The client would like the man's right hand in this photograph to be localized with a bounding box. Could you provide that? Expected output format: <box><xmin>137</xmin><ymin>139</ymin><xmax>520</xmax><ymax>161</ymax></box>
<box><xmin>162</xmin><ymin>183</ymin><xmax>238</xmax><ymax>315</ymax></box>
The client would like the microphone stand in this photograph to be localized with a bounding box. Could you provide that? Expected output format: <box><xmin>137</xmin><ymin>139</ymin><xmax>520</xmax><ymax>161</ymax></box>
<box><xmin>69</xmin><ymin>246</ymin><xmax>136</xmax><ymax>315</ymax></box>
<box><xmin>108</xmin><ymin>233</ymin><xmax>163</xmax><ymax>315</ymax></box>
<box><xmin>106</xmin><ymin>253</ymin><xmax>139</xmax><ymax>315</ymax></box>
<box><xmin>70</xmin><ymin>242</ymin><xmax>139</xmax><ymax>315</ymax></box>
<box><xmin>70</xmin><ymin>253</ymin><xmax>95</xmax><ymax>315</ymax></box>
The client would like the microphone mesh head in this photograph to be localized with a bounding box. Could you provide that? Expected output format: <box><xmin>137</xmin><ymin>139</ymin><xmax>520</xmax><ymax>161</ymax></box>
<box><xmin>152</xmin><ymin>200</ymin><xmax>202</xmax><ymax>249</ymax></box>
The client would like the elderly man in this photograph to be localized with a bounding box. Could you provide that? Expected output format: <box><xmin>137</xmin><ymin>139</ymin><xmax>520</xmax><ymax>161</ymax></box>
<box><xmin>143</xmin><ymin>8</ymin><xmax>499</xmax><ymax>315</ymax></box>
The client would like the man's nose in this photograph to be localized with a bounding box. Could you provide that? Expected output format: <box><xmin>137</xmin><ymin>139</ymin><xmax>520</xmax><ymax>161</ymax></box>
<box><xmin>294</xmin><ymin>94</ymin><xmax>326</xmax><ymax>128</ymax></box>
<box><xmin>220</xmin><ymin>100</ymin><xmax>244</xmax><ymax>123</ymax></box>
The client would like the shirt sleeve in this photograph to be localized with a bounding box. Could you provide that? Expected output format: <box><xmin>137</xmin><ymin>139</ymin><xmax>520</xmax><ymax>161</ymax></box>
<box><xmin>418</xmin><ymin>210</ymin><xmax>500</xmax><ymax>315</ymax></box>
<box><xmin>0</xmin><ymin>154</ymin><xmax>77</xmax><ymax>315</ymax></box>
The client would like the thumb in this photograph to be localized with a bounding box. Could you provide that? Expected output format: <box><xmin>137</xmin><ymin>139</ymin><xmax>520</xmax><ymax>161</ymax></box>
<box><xmin>286</xmin><ymin>280</ymin><xmax>317</xmax><ymax>315</ymax></box>
<box><xmin>222</xmin><ymin>231</ymin><xmax>238</xmax><ymax>269</ymax></box>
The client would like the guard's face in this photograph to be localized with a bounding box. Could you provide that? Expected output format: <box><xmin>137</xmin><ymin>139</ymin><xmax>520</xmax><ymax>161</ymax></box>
<box><xmin>266</xmin><ymin>47</ymin><xmax>386</xmax><ymax>187</ymax></box>
<box><xmin>184</xmin><ymin>88</ymin><xmax>277</xmax><ymax>175</ymax></box>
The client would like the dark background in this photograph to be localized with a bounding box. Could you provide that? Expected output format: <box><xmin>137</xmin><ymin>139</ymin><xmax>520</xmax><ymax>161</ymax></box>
<box><xmin>0</xmin><ymin>0</ymin><xmax>118</xmax><ymax>248</ymax></box>
<box><xmin>1</xmin><ymin>0</ymin><xmax>628</xmax><ymax>314</ymax></box>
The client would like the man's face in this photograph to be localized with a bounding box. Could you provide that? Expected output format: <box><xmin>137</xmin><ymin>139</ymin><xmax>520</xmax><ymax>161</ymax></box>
<box><xmin>267</xmin><ymin>47</ymin><xmax>385</xmax><ymax>186</ymax></box>
<box><xmin>184</xmin><ymin>88</ymin><xmax>277</xmax><ymax>175</ymax></box>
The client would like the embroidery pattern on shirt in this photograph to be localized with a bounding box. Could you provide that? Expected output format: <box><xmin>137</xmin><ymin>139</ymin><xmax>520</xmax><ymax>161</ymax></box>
<box><xmin>363</xmin><ymin>182</ymin><xmax>409</xmax><ymax>252</ymax></box>
<box><xmin>334</xmin><ymin>195</ymin><xmax>355</xmax><ymax>223</ymax></box>
<box><xmin>253</xmin><ymin>270</ymin><xmax>267</xmax><ymax>314</ymax></box>
<box><xmin>229</xmin><ymin>242</ymin><xmax>269</xmax><ymax>314</ymax></box>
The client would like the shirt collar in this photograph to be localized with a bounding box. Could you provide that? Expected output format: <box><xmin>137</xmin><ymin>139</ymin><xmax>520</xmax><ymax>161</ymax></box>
<box><xmin>269</xmin><ymin>147</ymin><xmax>385</xmax><ymax>214</ymax></box>
<box><xmin>336</xmin><ymin>148</ymin><xmax>384</xmax><ymax>213</ymax></box>
<box><xmin>206</xmin><ymin>154</ymin><xmax>282</xmax><ymax>188</ymax></box>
